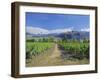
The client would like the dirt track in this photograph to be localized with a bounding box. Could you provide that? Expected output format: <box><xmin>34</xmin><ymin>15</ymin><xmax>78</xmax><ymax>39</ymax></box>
<box><xmin>50</xmin><ymin>44</ymin><xmax>61</xmax><ymax>58</ymax></box>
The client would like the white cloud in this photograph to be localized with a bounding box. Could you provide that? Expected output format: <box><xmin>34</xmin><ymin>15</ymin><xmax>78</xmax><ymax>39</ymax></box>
<box><xmin>26</xmin><ymin>26</ymin><xmax>73</xmax><ymax>34</ymax></box>
<box><xmin>81</xmin><ymin>28</ymin><xmax>90</xmax><ymax>32</ymax></box>
<box><xmin>26</xmin><ymin>26</ymin><xmax>49</xmax><ymax>34</ymax></box>
<box><xmin>51</xmin><ymin>28</ymin><xmax>72</xmax><ymax>34</ymax></box>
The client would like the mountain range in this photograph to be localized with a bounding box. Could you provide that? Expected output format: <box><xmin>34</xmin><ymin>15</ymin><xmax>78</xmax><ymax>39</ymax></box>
<box><xmin>26</xmin><ymin>27</ymin><xmax>89</xmax><ymax>40</ymax></box>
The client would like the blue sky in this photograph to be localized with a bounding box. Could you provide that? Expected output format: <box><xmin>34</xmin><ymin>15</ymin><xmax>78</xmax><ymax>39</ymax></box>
<box><xmin>26</xmin><ymin>12</ymin><xmax>90</xmax><ymax>31</ymax></box>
